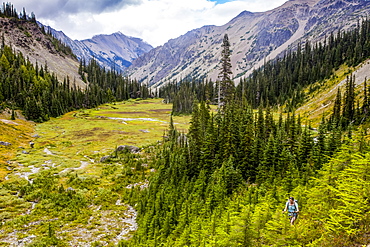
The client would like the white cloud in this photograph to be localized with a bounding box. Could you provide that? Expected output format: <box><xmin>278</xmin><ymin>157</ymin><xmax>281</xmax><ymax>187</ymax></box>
<box><xmin>10</xmin><ymin>0</ymin><xmax>287</xmax><ymax>47</ymax></box>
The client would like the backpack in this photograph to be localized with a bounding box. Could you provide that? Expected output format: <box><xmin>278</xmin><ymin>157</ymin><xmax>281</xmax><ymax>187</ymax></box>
<box><xmin>286</xmin><ymin>199</ymin><xmax>298</xmax><ymax>212</ymax></box>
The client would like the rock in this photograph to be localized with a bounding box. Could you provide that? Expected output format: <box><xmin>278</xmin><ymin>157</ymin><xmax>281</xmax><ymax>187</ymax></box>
<box><xmin>43</xmin><ymin>148</ymin><xmax>53</xmax><ymax>155</ymax></box>
<box><xmin>116</xmin><ymin>145</ymin><xmax>140</xmax><ymax>153</ymax></box>
<box><xmin>22</xmin><ymin>150</ymin><xmax>29</xmax><ymax>154</ymax></box>
<box><xmin>100</xmin><ymin>155</ymin><xmax>111</xmax><ymax>163</ymax></box>
<box><xmin>32</xmin><ymin>134</ymin><xmax>40</xmax><ymax>138</ymax></box>
<box><xmin>139</xmin><ymin>129</ymin><xmax>150</xmax><ymax>133</ymax></box>
<box><xmin>116</xmin><ymin>199</ymin><xmax>122</xmax><ymax>206</ymax></box>
<box><xmin>0</xmin><ymin>141</ymin><xmax>12</xmax><ymax>146</ymax></box>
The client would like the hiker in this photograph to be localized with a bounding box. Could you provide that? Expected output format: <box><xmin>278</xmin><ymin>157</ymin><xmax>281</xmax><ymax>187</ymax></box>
<box><xmin>283</xmin><ymin>197</ymin><xmax>299</xmax><ymax>225</ymax></box>
<box><xmin>29</xmin><ymin>141</ymin><xmax>34</xmax><ymax>148</ymax></box>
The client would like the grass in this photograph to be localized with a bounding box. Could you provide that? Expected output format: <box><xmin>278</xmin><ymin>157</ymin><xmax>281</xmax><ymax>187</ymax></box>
<box><xmin>32</xmin><ymin>98</ymin><xmax>189</xmax><ymax>161</ymax></box>
<box><xmin>296</xmin><ymin>63</ymin><xmax>366</xmax><ymax>127</ymax></box>
<box><xmin>0</xmin><ymin>111</ymin><xmax>35</xmax><ymax>180</ymax></box>
<box><xmin>0</xmin><ymin>98</ymin><xmax>191</xmax><ymax>245</ymax></box>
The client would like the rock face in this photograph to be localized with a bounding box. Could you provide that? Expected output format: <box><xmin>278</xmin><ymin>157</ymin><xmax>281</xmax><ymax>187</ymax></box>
<box><xmin>0</xmin><ymin>17</ymin><xmax>86</xmax><ymax>88</ymax></box>
<box><xmin>45</xmin><ymin>27</ymin><xmax>153</xmax><ymax>72</ymax></box>
<box><xmin>127</xmin><ymin>0</ymin><xmax>370</xmax><ymax>87</ymax></box>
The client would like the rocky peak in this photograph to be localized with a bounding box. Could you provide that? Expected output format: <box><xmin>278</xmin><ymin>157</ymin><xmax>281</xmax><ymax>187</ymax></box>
<box><xmin>127</xmin><ymin>0</ymin><xmax>370</xmax><ymax>87</ymax></box>
<box><xmin>44</xmin><ymin>26</ymin><xmax>153</xmax><ymax>72</ymax></box>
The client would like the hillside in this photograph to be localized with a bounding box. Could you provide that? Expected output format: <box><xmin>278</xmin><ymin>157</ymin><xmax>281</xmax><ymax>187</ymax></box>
<box><xmin>46</xmin><ymin>27</ymin><xmax>153</xmax><ymax>72</ymax></box>
<box><xmin>297</xmin><ymin>60</ymin><xmax>370</xmax><ymax>124</ymax></box>
<box><xmin>0</xmin><ymin>17</ymin><xmax>86</xmax><ymax>88</ymax></box>
<box><xmin>127</xmin><ymin>0</ymin><xmax>370</xmax><ymax>87</ymax></box>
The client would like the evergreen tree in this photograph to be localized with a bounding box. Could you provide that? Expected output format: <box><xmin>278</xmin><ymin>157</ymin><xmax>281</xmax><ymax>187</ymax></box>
<box><xmin>218</xmin><ymin>34</ymin><xmax>234</xmax><ymax>110</ymax></box>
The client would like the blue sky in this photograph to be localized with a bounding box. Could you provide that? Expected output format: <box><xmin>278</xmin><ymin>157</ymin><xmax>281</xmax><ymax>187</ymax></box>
<box><xmin>214</xmin><ymin>0</ymin><xmax>231</xmax><ymax>4</ymax></box>
<box><xmin>10</xmin><ymin>0</ymin><xmax>287</xmax><ymax>46</ymax></box>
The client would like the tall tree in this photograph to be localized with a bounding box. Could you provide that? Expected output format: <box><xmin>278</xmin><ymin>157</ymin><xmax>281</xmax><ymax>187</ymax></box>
<box><xmin>218</xmin><ymin>34</ymin><xmax>234</xmax><ymax>110</ymax></box>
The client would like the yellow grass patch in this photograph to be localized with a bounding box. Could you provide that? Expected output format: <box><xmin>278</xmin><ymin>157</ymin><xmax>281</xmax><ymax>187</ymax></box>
<box><xmin>0</xmin><ymin>111</ymin><xmax>35</xmax><ymax>180</ymax></box>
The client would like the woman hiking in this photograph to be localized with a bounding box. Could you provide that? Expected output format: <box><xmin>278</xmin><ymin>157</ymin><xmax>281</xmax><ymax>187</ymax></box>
<box><xmin>283</xmin><ymin>197</ymin><xmax>299</xmax><ymax>225</ymax></box>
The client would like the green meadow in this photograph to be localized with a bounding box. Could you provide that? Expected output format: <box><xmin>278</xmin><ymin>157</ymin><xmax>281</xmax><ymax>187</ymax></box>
<box><xmin>32</xmin><ymin>98</ymin><xmax>189</xmax><ymax>160</ymax></box>
<box><xmin>0</xmin><ymin>98</ymin><xmax>191</xmax><ymax>246</ymax></box>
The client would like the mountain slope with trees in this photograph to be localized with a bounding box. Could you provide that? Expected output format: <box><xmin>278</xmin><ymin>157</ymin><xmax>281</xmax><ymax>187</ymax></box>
<box><xmin>0</xmin><ymin>4</ymin><xmax>85</xmax><ymax>88</ymax></box>
<box><xmin>0</xmin><ymin>4</ymin><xmax>151</xmax><ymax>122</ymax></box>
<box><xmin>119</xmin><ymin>16</ymin><xmax>370</xmax><ymax>247</ymax></box>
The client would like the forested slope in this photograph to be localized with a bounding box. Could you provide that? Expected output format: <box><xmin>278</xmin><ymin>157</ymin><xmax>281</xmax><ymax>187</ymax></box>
<box><xmin>119</xmin><ymin>18</ymin><xmax>370</xmax><ymax>247</ymax></box>
<box><xmin>0</xmin><ymin>3</ymin><xmax>151</xmax><ymax>122</ymax></box>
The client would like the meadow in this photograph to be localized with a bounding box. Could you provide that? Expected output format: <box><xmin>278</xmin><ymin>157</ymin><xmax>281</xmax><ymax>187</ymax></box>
<box><xmin>0</xmin><ymin>98</ymin><xmax>191</xmax><ymax>246</ymax></box>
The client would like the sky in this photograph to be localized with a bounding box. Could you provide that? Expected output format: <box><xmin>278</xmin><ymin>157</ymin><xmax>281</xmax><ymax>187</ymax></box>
<box><xmin>9</xmin><ymin>0</ymin><xmax>287</xmax><ymax>47</ymax></box>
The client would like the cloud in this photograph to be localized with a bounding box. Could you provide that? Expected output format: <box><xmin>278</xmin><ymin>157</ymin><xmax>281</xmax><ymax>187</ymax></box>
<box><xmin>9</xmin><ymin>0</ymin><xmax>287</xmax><ymax>47</ymax></box>
<box><xmin>11</xmin><ymin>0</ymin><xmax>142</xmax><ymax>18</ymax></box>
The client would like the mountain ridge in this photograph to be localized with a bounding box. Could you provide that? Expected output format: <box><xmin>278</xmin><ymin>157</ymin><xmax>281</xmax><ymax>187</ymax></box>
<box><xmin>44</xmin><ymin>26</ymin><xmax>153</xmax><ymax>72</ymax></box>
<box><xmin>126</xmin><ymin>0</ymin><xmax>370</xmax><ymax>87</ymax></box>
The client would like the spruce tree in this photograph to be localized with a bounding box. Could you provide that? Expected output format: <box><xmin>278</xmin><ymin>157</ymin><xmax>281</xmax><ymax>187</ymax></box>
<box><xmin>218</xmin><ymin>34</ymin><xmax>234</xmax><ymax>110</ymax></box>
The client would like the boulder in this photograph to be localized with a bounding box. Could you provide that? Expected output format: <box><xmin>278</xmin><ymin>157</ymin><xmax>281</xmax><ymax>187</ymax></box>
<box><xmin>22</xmin><ymin>150</ymin><xmax>29</xmax><ymax>154</ymax></box>
<box><xmin>116</xmin><ymin>145</ymin><xmax>140</xmax><ymax>153</ymax></box>
<box><xmin>100</xmin><ymin>155</ymin><xmax>111</xmax><ymax>163</ymax></box>
<box><xmin>0</xmin><ymin>141</ymin><xmax>11</xmax><ymax>146</ymax></box>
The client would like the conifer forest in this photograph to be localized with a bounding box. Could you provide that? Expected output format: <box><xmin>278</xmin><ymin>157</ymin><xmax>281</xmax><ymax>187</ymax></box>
<box><xmin>1</xmin><ymin>2</ymin><xmax>370</xmax><ymax>247</ymax></box>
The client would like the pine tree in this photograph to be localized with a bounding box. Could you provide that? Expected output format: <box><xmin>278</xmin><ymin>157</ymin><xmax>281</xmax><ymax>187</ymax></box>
<box><xmin>332</xmin><ymin>88</ymin><xmax>342</xmax><ymax>125</ymax></box>
<box><xmin>342</xmin><ymin>75</ymin><xmax>355</xmax><ymax>127</ymax></box>
<box><xmin>218</xmin><ymin>34</ymin><xmax>234</xmax><ymax>110</ymax></box>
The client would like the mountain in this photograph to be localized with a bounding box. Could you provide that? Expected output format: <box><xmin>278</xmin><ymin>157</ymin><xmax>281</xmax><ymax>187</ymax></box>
<box><xmin>0</xmin><ymin>17</ymin><xmax>86</xmax><ymax>88</ymax></box>
<box><xmin>46</xmin><ymin>27</ymin><xmax>153</xmax><ymax>72</ymax></box>
<box><xmin>127</xmin><ymin>0</ymin><xmax>370</xmax><ymax>87</ymax></box>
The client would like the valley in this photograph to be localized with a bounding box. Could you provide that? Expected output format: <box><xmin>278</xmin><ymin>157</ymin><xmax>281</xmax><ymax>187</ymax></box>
<box><xmin>1</xmin><ymin>0</ymin><xmax>370</xmax><ymax>246</ymax></box>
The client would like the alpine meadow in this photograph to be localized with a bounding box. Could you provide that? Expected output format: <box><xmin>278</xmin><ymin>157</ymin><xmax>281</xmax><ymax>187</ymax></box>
<box><xmin>1</xmin><ymin>1</ymin><xmax>370</xmax><ymax>246</ymax></box>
